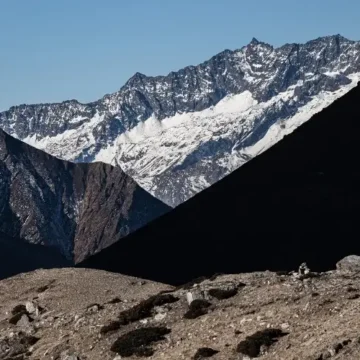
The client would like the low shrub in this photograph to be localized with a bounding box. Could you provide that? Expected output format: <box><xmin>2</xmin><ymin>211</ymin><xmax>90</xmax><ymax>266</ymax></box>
<box><xmin>108</xmin><ymin>297</ymin><xmax>122</xmax><ymax>304</ymax></box>
<box><xmin>100</xmin><ymin>320</ymin><xmax>121</xmax><ymax>335</ymax></box>
<box><xmin>193</xmin><ymin>347</ymin><xmax>219</xmax><ymax>359</ymax></box>
<box><xmin>119</xmin><ymin>293</ymin><xmax>179</xmax><ymax>325</ymax></box>
<box><xmin>208</xmin><ymin>287</ymin><xmax>238</xmax><ymax>300</ymax></box>
<box><xmin>237</xmin><ymin>328</ymin><xmax>288</xmax><ymax>357</ymax></box>
<box><xmin>184</xmin><ymin>299</ymin><xmax>212</xmax><ymax>319</ymax></box>
<box><xmin>111</xmin><ymin>326</ymin><xmax>171</xmax><ymax>357</ymax></box>
<box><xmin>11</xmin><ymin>304</ymin><xmax>27</xmax><ymax>316</ymax></box>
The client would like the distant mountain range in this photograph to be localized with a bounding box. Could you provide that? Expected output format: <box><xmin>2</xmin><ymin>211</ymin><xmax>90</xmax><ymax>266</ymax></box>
<box><xmin>80</xmin><ymin>82</ymin><xmax>360</xmax><ymax>285</ymax></box>
<box><xmin>0</xmin><ymin>128</ymin><xmax>169</xmax><ymax>265</ymax></box>
<box><xmin>1</xmin><ymin>35</ymin><xmax>359</xmax><ymax>207</ymax></box>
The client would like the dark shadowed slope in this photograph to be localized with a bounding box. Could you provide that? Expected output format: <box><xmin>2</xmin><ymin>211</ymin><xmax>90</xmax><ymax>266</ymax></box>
<box><xmin>81</xmin><ymin>83</ymin><xmax>360</xmax><ymax>285</ymax></box>
<box><xmin>0</xmin><ymin>129</ymin><xmax>170</xmax><ymax>264</ymax></box>
<box><xmin>0</xmin><ymin>232</ymin><xmax>70</xmax><ymax>280</ymax></box>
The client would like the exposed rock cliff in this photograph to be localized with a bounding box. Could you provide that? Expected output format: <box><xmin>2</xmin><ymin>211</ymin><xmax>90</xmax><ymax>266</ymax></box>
<box><xmin>0</xmin><ymin>129</ymin><xmax>170</xmax><ymax>263</ymax></box>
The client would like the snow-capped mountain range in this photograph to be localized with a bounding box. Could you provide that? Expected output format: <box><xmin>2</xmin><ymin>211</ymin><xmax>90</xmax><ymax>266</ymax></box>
<box><xmin>1</xmin><ymin>34</ymin><xmax>360</xmax><ymax>206</ymax></box>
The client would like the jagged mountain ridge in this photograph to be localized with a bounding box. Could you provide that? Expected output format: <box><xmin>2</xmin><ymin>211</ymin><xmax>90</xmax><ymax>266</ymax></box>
<box><xmin>0</xmin><ymin>128</ymin><xmax>170</xmax><ymax>263</ymax></box>
<box><xmin>81</xmin><ymin>83</ymin><xmax>360</xmax><ymax>285</ymax></box>
<box><xmin>1</xmin><ymin>35</ymin><xmax>360</xmax><ymax>206</ymax></box>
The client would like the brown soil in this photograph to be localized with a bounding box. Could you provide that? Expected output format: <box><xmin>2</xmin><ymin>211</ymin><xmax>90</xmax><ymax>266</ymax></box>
<box><xmin>1</xmin><ymin>266</ymin><xmax>360</xmax><ymax>359</ymax></box>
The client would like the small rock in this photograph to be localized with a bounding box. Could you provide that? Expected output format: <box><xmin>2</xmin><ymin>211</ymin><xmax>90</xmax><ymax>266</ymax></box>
<box><xmin>88</xmin><ymin>305</ymin><xmax>99</xmax><ymax>313</ymax></box>
<box><xmin>154</xmin><ymin>313</ymin><xmax>167</xmax><ymax>321</ymax></box>
<box><xmin>336</xmin><ymin>255</ymin><xmax>360</xmax><ymax>272</ymax></box>
<box><xmin>63</xmin><ymin>355</ymin><xmax>79</xmax><ymax>360</ymax></box>
<box><xmin>322</xmin><ymin>350</ymin><xmax>333</xmax><ymax>359</ymax></box>
<box><xmin>17</xmin><ymin>313</ymin><xmax>32</xmax><ymax>328</ymax></box>
<box><xmin>86</xmin><ymin>303</ymin><xmax>103</xmax><ymax>313</ymax></box>
<box><xmin>60</xmin><ymin>351</ymin><xmax>80</xmax><ymax>360</ymax></box>
<box><xmin>74</xmin><ymin>317</ymin><xmax>86</xmax><ymax>331</ymax></box>
<box><xmin>186</xmin><ymin>290</ymin><xmax>206</xmax><ymax>305</ymax></box>
<box><xmin>186</xmin><ymin>292</ymin><xmax>194</xmax><ymax>305</ymax></box>
<box><xmin>299</xmin><ymin>263</ymin><xmax>310</xmax><ymax>275</ymax></box>
<box><xmin>328</xmin><ymin>347</ymin><xmax>337</xmax><ymax>356</ymax></box>
<box><xmin>26</xmin><ymin>301</ymin><xmax>37</xmax><ymax>314</ymax></box>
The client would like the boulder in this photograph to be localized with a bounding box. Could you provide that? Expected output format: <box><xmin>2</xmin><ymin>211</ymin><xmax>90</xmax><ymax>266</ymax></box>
<box><xmin>26</xmin><ymin>301</ymin><xmax>40</xmax><ymax>317</ymax></box>
<box><xmin>336</xmin><ymin>255</ymin><xmax>360</xmax><ymax>272</ymax></box>
<box><xmin>17</xmin><ymin>314</ymin><xmax>31</xmax><ymax>328</ymax></box>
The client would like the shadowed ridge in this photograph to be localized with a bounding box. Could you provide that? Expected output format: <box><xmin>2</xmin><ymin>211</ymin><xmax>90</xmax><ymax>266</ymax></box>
<box><xmin>0</xmin><ymin>127</ymin><xmax>170</xmax><ymax>269</ymax></box>
<box><xmin>0</xmin><ymin>232</ymin><xmax>71</xmax><ymax>280</ymax></box>
<box><xmin>80</xmin><ymin>83</ymin><xmax>360</xmax><ymax>285</ymax></box>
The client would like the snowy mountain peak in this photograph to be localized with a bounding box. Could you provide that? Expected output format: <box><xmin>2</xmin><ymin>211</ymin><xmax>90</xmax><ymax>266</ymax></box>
<box><xmin>1</xmin><ymin>35</ymin><xmax>360</xmax><ymax>206</ymax></box>
<box><xmin>123</xmin><ymin>71</ymin><xmax>149</xmax><ymax>89</ymax></box>
<box><xmin>249</xmin><ymin>37</ymin><xmax>260</xmax><ymax>45</ymax></box>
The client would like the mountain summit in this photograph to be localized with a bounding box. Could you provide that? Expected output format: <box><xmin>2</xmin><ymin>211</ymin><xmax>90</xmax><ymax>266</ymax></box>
<box><xmin>1</xmin><ymin>35</ymin><xmax>360</xmax><ymax>206</ymax></box>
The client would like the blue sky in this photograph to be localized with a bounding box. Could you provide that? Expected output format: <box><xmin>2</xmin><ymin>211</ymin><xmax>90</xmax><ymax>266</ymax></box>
<box><xmin>1</xmin><ymin>0</ymin><xmax>359</xmax><ymax>110</ymax></box>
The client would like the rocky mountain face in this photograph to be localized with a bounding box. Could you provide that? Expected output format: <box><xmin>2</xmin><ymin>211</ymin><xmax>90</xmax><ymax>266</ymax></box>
<box><xmin>1</xmin><ymin>35</ymin><xmax>360</xmax><ymax>206</ymax></box>
<box><xmin>81</xmin><ymin>83</ymin><xmax>360</xmax><ymax>285</ymax></box>
<box><xmin>2</xmin><ymin>260</ymin><xmax>360</xmax><ymax>360</ymax></box>
<box><xmin>0</xmin><ymin>128</ymin><xmax>170</xmax><ymax>263</ymax></box>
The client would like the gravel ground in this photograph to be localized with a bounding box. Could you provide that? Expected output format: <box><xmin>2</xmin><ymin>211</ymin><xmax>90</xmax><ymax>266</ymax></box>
<box><xmin>1</xmin><ymin>261</ymin><xmax>360</xmax><ymax>360</ymax></box>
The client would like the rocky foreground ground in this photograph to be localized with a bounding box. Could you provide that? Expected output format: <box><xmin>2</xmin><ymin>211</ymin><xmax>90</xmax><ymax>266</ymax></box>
<box><xmin>1</xmin><ymin>257</ymin><xmax>360</xmax><ymax>360</ymax></box>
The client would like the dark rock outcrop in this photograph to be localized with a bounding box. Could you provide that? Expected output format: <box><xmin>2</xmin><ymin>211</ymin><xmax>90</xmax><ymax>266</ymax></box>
<box><xmin>0</xmin><ymin>129</ymin><xmax>170</xmax><ymax>265</ymax></box>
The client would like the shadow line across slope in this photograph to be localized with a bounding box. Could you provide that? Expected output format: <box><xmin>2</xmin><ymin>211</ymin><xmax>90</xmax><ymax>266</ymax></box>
<box><xmin>80</xmin><ymin>83</ymin><xmax>360</xmax><ymax>285</ymax></box>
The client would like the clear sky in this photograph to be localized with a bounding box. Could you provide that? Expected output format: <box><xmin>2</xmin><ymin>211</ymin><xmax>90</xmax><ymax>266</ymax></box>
<box><xmin>1</xmin><ymin>0</ymin><xmax>359</xmax><ymax>110</ymax></box>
